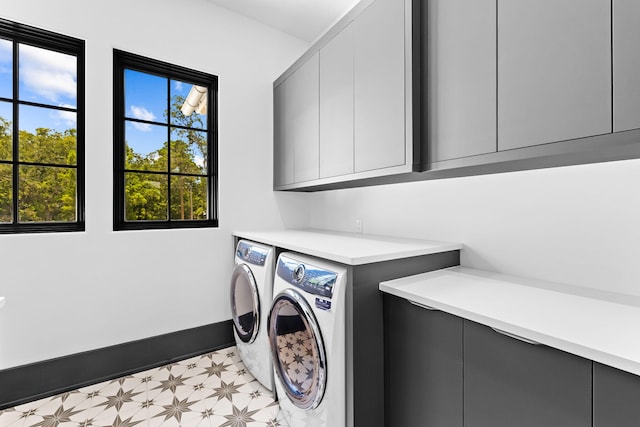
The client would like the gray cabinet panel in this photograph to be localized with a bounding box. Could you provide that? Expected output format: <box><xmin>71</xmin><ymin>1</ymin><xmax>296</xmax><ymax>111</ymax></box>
<box><xmin>614</xmin><ymin>0</ymin><xmax>640</xmax><ymax>132</ymax></box>
<box><xmin>273</xmin><ymin>81</ymin><xmax>294</xmax><ymax>186</ymax></box>
<box><xmin>320</xmin><ymin>24</ymin><xmax>354</xmax><ymax>179</ymax></box>
<box><xmin>464</xmin><ymin>320</ymin><xmax>592</xmax><ymax>427</ymax></box>
<box><xmin>593</xmin><ymin>362</ymin><xmax>640</xmax><ymax>427</ymax></box>
<box><xmin>498</xmin><ymin>0</ymin><xmax>611</xmax><ymax>150</ymax></box>
<box><xmin>354</xmin><ymin>0</ymin><xmax>406</xmax><ymax>172</ymax></box>
<box><xmin>385</xmin><ymin>295</ymin><xmax>463</xmax><ymax>427</ymax></box>
<box><xmin>290</xmin><ymin>53</ymin><xmax>320</xmax><ymax>183</ymax></box>
<box><xmin>428</xmin><ymin>0</ymin><xmax>496</xmax><ymax>161</ymax></box>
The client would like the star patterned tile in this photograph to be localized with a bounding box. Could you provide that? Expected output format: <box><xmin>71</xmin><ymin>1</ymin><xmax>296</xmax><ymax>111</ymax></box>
<box><xmin>0</xmin><ymin>346</ymin><xmax>288</xmax><ymax>427</ymax></box>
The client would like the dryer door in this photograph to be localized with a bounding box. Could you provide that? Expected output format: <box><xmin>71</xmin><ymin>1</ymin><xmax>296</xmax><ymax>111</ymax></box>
<box><xmin>230</xmin><ymin>263</ymin><xmax>260</xmax><ymax>344</ymax></box>
<box><xmin>268</xmin><ymin>288</ymin><xmax>327</xmax><ymax>410</ymax></box>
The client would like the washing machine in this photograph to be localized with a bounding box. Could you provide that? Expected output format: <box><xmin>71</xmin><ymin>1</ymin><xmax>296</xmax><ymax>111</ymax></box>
<box><xmin>268</xmin><ymin>252</ymin><xmax>347</xmax><ymax>427</ymax></box>
<box><xmin>230</xmin><ymin>239</ymin><xmax>276</xmax><ymax>394</ymax></box>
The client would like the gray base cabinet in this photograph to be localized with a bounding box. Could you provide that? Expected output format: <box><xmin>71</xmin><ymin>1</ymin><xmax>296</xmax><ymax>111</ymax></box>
<box><xmin>593</xmin><ymin>363</ymin><xmax>640</xmax><ymax>427</ymax></box>
<box><xmin>384</xmin><ymin>295</ymin><xmax>463</xmax><ymax>427</ymax></box>
<box><xmin>385</xmin><ymin>300</ymin><xmax>597</xmax><ymax>427</ymax></box>
<box><xmin>464</xmin><ymin>320</ymin><xmax>592</xmax><ymax>427</ymax></box>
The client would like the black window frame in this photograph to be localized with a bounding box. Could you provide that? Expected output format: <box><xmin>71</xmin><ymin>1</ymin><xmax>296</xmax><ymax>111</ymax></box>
<box><xmin>0</xmin><ymin>18</ymin><xmax>85</xmax><ymax>234</ymax></box>
<box><xmin>113</xmin><ymin>49</ymin><xmax>218</xmax><ymax>231</ymax></box>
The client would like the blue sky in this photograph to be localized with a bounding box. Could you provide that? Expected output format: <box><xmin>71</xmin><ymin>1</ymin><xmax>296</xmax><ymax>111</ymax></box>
<box><xmin>124</xmin><ymin>69</ymin><xmax>206</xmax><ymax>169</ymax></box>
<box><xmin>0</xmin><ymin>39</ymin><xmax>205</xmax><ymax>168</ymax></box>
<box><xmin>0</xmin><ymin>40</ymin><xmax>77</xmax><ymax>133</ymax></box>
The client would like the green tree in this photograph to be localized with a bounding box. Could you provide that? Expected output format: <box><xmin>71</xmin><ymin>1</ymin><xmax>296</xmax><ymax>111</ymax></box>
<box><xmin>0</xmin><ymin>117</ymin><xmax>77</xmax><ymax>223</ymax></box>
<box><xmin>0</xmin><ymin>117</ymin><xmax>11</xmax><ymax>222</ymax></box>
<box><xmin>17</xmin><ymin>127</ymin><xmax>77</xmax><ymax>222</ymax></box>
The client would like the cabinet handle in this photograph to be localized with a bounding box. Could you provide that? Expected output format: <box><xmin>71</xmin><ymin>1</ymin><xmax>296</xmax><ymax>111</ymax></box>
<box><xmin>409</xmin><ymin>301</ymin><xmax>438</xmax><ymax>311</ymax></box>
<box><xmin>490</xmin><ymin>327</ymin><xmax>541</xmax><ymax>345</ymax></box>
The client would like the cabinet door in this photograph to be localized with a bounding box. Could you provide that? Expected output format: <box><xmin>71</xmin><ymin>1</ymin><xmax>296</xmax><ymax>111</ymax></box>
<box><xmin>593</xmin><ymin>363</ymin><xmax>640</xmax><ymax>427</ymax></box>
<box><xmin>428</xmin><ymin>0</ymin><xmax>496</xmax><ymax>162</ymax></box>
<box><xmin>274</xmin><ymin>80</ymin><xmax>294</xmax><ymax>186</ymax></box>
<box><xmin>614</xmin><ymin>0</ymin><xmax>640</xmax><ymax>132</ymax></box>
<box><xmin>464</xmin><ymin>320</ymin><xmax>592</xmax><ymax>427</ymax></box>
<box><xmin>498</xmin><ymin>0</ymin><xmax>611</xmax><ymax>150</ymax></box>
<box><xmin>320</xmin><ymin>23</ymin><xmax>354</xmax><ymax>179</ymax></box>
<box><xmin>385</xmin><ymin>296</ymin><xmax>463</xmax><ymax>427</ymax></box>
<box><xmin>354</xmin><ymin>0</ymin><xmax>406</xmax><ymax>172</ymax></box>
<box><xmin>290</xmin><ymin>53</ymin><xmax>320</xmax><ymax>183</ymax></box>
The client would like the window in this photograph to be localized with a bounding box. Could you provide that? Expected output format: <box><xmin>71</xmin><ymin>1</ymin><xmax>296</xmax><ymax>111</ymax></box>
<box><xmin>0</xmin><ymin>18</ymin><xmax>84</xmax><ymax>233</ymax></box>
<box><xmin>113</xmin><ymin>50</ymin><xmax>218</xmax><ymax>230</ymax></box>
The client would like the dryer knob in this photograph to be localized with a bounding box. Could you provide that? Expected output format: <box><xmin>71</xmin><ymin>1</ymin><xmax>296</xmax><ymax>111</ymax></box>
<box><xmin>242</xmin><ymin>247</ymin><xmax>251</xmax><ymax>259</ymax></box>
<box><xmin>293</xmin><ymin>264</ymin><xmax>305</xmax><ymax>283</ymax></box>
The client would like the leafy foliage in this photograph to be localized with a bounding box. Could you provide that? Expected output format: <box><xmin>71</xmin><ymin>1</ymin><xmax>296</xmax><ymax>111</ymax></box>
<box><xmin>0</xmin><ymin>93</ymin><xmax>209</xmax><ymax>225</ymax></box>
<box><xmin>0</xmin><ymin>118</ymin><xmax>77</xmax><ymax>223</ymax></box>
<box><xmin>124</xmin><ymin>94</ymin><xmax>209</xmax><ymax>222</ymax></box>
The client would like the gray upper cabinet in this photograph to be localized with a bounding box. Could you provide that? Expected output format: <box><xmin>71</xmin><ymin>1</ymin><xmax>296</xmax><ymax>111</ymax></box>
<box><xmin>354</xmin><ymin>0</ymin><xmax>407</xmax><ymax>172</ymax></box>
<box><xmin>291</xmin><ymin>53</ymin><xmax>320</xmax><ymax>183</ymax></box>
<box><xmin>273</xmin><ymin>0</ymin><xmax>414</xmax><ymax>190</ymax></box>
<box><xmin>428</xmin><ymin>0</ymin><xmax>496</xmax><ymax>162</ymax></box>
<box><xmin>274</xmin><ymin>53</ymin><xmax>320</xmax><ymax>185</ymax></box>
<box><xmin>498</xmin><ymin>0</ymin><xmax>611</xmax><ymax>150</ymax></box>
<box><xmin>319</xmin><ymin>24</ymin><xmax>354</xmax><ymax>179</ymax></box>
<box><xmin>273</xmin><ymin>78</ymin><xmax>293</xmax><ymax>187</ymax></box>
<box><xmin>614</xmin><ymin>0</ymin><xmax>640</xmax><ymax>132</ymax></box>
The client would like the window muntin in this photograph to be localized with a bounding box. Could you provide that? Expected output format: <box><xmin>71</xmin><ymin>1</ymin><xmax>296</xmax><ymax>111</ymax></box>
<box><xmin>0</xmin><ymin>19</ymin><xmax>84</xmax><ymax>233</ymax></box>
<box><xmin>113</xmin><ymin>50</ymin><xmax>218</xmax><ymax>230</ymax></box>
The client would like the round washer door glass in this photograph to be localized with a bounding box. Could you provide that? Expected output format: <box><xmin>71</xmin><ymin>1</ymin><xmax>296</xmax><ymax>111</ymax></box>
<box><xmin>269</xmin><ymin>289</ymin><xmax>326</xmax><ymax>410</ymax></box>
<box><xmin>230</xmin><ymin>263</ymin><xmax>260</xmax><ymax>343</ymax></box>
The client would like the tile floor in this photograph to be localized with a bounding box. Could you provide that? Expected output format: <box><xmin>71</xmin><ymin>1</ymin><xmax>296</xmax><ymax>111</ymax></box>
<box><xmin>0</xmin><ymin>346</ymin><xmax>288</xmax><ymax>427</ymax></box>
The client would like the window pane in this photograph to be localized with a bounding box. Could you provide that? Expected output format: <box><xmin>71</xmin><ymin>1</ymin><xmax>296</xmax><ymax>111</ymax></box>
<box><xmin>19</xmin><ymin>104</ymin><xmax>77</xmax><ymax>165</ymax></box>
<box><xmin>125</xmin><ymin>121</ymin><xmax>167</xmax><ymax>172</ymax></box>
<box><xmin>170</xmin><ymin>175</ymin><xmax>207</xmax><ymax>220</ymax></box>
<box><xmin>170</xmin><ymin>128</ymin><xmax>207</xmax><ymax>174</ymax></box>
<box><xmin>0</xmin><ymin>101</ymin><xmax>12</xmax><ymax>161</ymax></box>
<box><xmin>125</xmin><ymin>172</ymin><xmax>167</xmax><ymax>221</ymax></box>
<box><xmin>0</xmin><ymin>163</ymin><xmax>12</xmax><ymax>223</ymax></box>
<box><xmin>18</xmin><ymin>165</ymin><xmax>76</xmax><ymax>222</ymax></box>
<box><xmin>0</xmin><ymin>38</ymin><xmax>11</xmax><ymax>99</ymax></box>
<box><xmin>171</xmin><ymin>80</ymin><xmax>206</xmax><ymax>130</ymax></box>
<box><xmin>124</xmin><ymin>69</ymin><xmax>167</xmax><ymax>124</ymax></box>
<box><xmin>19</xmin><ymin>44</ymin><xmax>76</xmax><ymax>108</ymax></box>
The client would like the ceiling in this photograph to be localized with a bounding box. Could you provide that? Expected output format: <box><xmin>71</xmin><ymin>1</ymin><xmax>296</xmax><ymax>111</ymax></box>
<box><xmin>205</xmin><ymin>0</ymin><xmax>360</xmax><ymax>42</ymax></box>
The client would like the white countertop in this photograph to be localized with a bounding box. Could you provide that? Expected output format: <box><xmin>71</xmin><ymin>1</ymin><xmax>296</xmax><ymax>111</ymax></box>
<box><xmin>233</xmin><ymin>229</ymin><xmax>462</xmax><ymax>265</ymax></box>
<box><xmin>0</xmin><ymin>297</ymin><xmax>4</xmax><ymax>308</ymax></box>
<box><xmin>380</xmin><ymin>267</ymin><xmax>640</xmax><ymax>376</ymax></box>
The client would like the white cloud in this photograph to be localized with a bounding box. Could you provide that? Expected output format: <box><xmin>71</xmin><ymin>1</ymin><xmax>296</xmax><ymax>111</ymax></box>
<box><xmin>0</xmin><ymin>39</ymin><xmax>11</xmax><ymax>62</ymax></box>
<box><xmin>0</xmin><ymin>40</ymin><xmax>12</xmax><ymax>78</ymax></box>
<box><xmin>174</xmin><ymin>81</ymin><xmax>183</xmax><ymax>91</ymax></box>
<box><xmin>194</xmin><ymin>155</ymin><xmax>205</xmax><ymax>169</ymax></box>
<box><xmin>19</xmin><ymin>44</ymin><xmax>76</xmax><ymax>103</ymax></box>
<box><xmin>52</xmin><ymin>104</ymin><xmax>76</xmax><ymax>129</ymax></box>
<box><xmin>129</xmin><ymin>105</ymin><xmax>155</xmax><ymax>132</ymax></box>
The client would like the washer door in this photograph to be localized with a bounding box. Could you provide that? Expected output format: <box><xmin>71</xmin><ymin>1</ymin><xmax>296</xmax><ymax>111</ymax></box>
<box><xmin>230</xmin><ymin>263</ymin><xmax>260</xmax><ymax>344</ymax></box>
<box><xmin>269</xmin><ymin>289</ymin><xmax>327</xmax><ymax>410</ymax></box>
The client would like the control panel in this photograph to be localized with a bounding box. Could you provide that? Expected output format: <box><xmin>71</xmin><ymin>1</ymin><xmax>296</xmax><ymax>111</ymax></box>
<box><xmin>236</xmin><ymin>241</ymin><xmax>269</xmax><ymax>267</ymax></box>
<box><xmin>277</xmin><ymin>255</ymin><xmax>337</xmax><ymax>299</ymax></box>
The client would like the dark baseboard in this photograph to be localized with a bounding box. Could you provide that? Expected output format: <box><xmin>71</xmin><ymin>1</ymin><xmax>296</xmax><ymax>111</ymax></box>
<box><xmin>0</xmin><ymin>320</ymin><xmax>235</xmax><ymax>410</ymax></box>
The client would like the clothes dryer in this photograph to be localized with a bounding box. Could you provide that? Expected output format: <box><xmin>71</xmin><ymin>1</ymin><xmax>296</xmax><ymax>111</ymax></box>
<box><xmin>268</xmin><ymin>252</ymin><xmax>347</xmax><ymax>427</ymax></box>
<box><xmin>230</xmin><ymin>239</ymin><xmax>276</xmax><ymax>394</ymax></box>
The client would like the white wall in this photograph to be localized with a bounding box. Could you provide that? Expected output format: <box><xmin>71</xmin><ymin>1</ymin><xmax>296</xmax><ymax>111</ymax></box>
<box><xmin>308</xmin><ymin>158</ymin><xmax>640</xmax><ymax>297</ymax></box>
<box><xmin>0</xmin><ymin>0</ymin><xmax>310</xmax><ymax>369</ymax></box>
